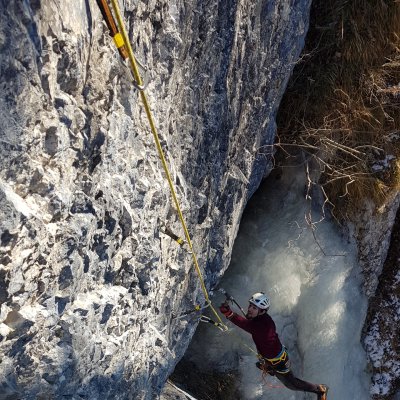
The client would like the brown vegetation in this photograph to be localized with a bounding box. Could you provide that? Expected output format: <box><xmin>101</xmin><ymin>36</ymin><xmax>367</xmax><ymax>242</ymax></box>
<box><xmin>275</xmin><ymin>0</ymin><xmax>400</xmax><ymax>220</ymax></box>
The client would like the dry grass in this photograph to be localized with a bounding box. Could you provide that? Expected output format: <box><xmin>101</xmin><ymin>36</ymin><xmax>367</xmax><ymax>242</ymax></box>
<box><xmin>276</xmin><ymin>0</ymin><xmax>400</xmax><ymax>220</ymax></box>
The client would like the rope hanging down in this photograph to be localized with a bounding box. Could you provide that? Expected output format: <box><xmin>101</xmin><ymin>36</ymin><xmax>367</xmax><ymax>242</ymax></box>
<box><xmin>96</xmin><ymin>0</ymin><xmax>274</xmax><ymax>374</ymax></box>
<box><xmin>100</xmin><ymin>0</ymin><xmax>226</xmax><ymax>329</ymax></box>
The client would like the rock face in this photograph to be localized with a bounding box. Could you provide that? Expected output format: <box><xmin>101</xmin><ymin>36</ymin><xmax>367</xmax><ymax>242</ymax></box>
<box><xmin>350</xmin><ymin>194</ymin><xmax>400</xmax><ymax>297</ymax></box>
<box><xmin>363</xmin><ymin>206</ymin><xmax>400</xmax><ymax>399</ymax></box>
<box><xmin>0</xmin><ymin>0</ymin><xmax>311</xmax><ymax>399</ymax></box>
<box><xmin>344</xmin><ymin>190</ymin><xmax>400</xmax><ymax>398</ymax></box>
<box><xmin>345</xmin><ymin>192</ymin><xmax>400</xmax><ymax>399</ymax></box>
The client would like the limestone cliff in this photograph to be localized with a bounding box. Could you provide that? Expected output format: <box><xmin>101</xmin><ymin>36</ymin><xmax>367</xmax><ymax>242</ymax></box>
<box><xmin>362</xmin><ymin>206</ymin><xmax>400</xmax><ymax>399</ymax></box>
<box><xmin>0</xmin><ymin>0</ymin><xmax>311</xmax><ymax>398</ymax></box>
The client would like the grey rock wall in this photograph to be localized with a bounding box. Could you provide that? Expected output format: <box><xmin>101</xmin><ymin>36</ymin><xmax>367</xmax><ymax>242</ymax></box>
<box><xmin>344</xmin><ymin>182</ymin><xmax>400</xmax><ymax>398</ymax></box>
<box><xmin>348</xmin><ymin>193</ymin><xmax>400</xmax><ymax>297</ymax></box>
<box><xmin>362</xmin><ymin>206</ymin><xmax>400</xmax><ymax>399</ymax></box>
<box><xmin>0</xmin><ymin>0</ymin><xmax>311</xmax><ymax>399</ymax></box>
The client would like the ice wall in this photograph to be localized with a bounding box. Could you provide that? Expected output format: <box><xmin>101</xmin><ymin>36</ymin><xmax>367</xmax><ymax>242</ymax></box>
<box><xmin>186</xmin><ymin>168</ymin><xmax>371</xmax><ymax>399</ymax></box>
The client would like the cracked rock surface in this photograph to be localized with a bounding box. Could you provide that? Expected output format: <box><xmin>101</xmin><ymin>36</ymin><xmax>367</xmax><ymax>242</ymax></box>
<box><xmin>0</xmin><ymin>0</ymin><xmax>311</xmax><ymax>398</ymax></box>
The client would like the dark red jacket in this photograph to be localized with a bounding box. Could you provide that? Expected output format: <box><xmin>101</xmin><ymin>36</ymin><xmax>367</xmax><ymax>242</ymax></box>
<box><xmin>230</xmin><ymin>313</ymin><xmax>282</xmax><ymax>359</ymax></box>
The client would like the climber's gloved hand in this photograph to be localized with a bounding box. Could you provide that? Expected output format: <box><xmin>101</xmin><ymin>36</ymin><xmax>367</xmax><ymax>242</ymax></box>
<box><xmin>219</xmin><ymin>302</ymin><xmax>233</xmax><ymax>319</ymax></box>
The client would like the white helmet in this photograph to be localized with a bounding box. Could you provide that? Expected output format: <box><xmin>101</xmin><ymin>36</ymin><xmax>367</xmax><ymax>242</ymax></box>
<box><xmin>249</xmin><ymin>292</ymin><xmax>270</xmax><ymax>310</ymax></box>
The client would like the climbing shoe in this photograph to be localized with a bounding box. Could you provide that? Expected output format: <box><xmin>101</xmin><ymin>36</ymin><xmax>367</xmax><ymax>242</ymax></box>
<box><xmin>316</xmin><ymin>384</ymin><xmax>329</xmax><ymax>400</ymax></box>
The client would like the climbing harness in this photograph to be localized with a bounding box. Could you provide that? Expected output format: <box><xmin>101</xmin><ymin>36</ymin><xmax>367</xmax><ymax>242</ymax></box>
<box><xmin>96</xmin><ymin>0</ymin><xmax>226</xmax><ymax>331</ymax></box>
<box><xmin>263</xmin><ymin>347</ymin><xmax>291</xmax><ymax>376</ymax></box>
<box><xmin>266</xmin><ymin>346</ymin><xmax>289</xmax><ymax>366</ymax></box>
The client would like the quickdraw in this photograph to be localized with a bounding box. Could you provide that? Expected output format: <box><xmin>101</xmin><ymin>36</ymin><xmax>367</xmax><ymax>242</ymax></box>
<box><xmin>172</xmin><ymin>303</ymin><xmax>210</xmax><ymax>320</ymax></box>
<box><xmin>95</xmin><ymin>0</ymin><xmax>128</xmax><ymax>59</ymax></box>
<box><xmin>199</xmin><ymin>315</ymin><xmax>227</xmax><ymax>332</ymax></box>
<box><xmin>173</xmin><ymin>305</ymin><xmax>227</xmax><ymax>331</ymax></box>
<box><xmin>96</xmin><ymin>0</ymin><xmax>149</xmax><ymax>90</ymax></box>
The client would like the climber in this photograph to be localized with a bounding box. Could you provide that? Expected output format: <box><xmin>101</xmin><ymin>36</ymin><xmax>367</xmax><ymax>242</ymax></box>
<box><xmin>219</xmin><ymin>292</ymin><xmax>329</xmax><ymax>400</ymax></box>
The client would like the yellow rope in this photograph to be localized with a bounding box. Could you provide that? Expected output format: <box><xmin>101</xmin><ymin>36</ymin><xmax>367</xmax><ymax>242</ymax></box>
<box><xmin>109</xmin><ymin>0</ymin><xmax>226</xmax><ymax>329</ymax></box>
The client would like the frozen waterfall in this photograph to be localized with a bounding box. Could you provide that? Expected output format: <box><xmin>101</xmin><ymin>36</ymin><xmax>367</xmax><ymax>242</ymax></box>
<box><xmin>185</xmin><ymin>168</ymin><xmax>371</xmax><ymax>399</ymax></box>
